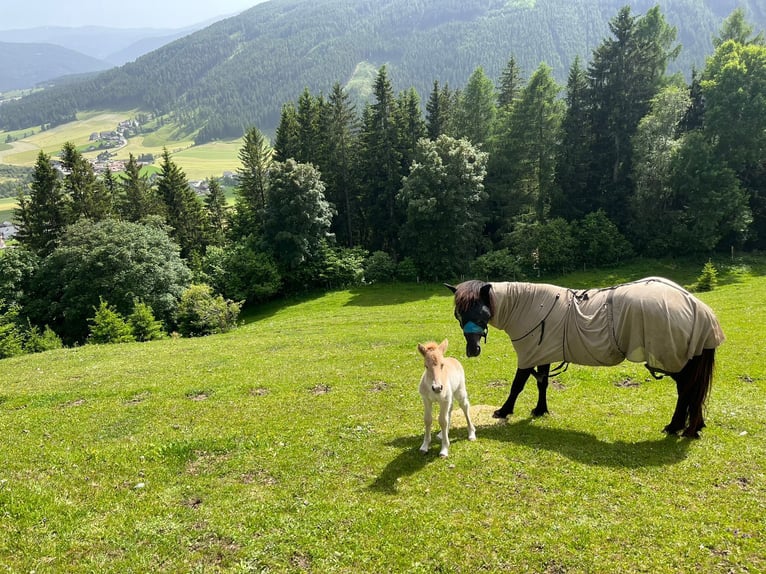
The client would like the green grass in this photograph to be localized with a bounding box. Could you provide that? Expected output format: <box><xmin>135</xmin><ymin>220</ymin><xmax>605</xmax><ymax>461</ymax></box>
<box><xmin>0</xmin><ymin>262</ymin><xmax>764</xmax><ymax>572</ymax></box>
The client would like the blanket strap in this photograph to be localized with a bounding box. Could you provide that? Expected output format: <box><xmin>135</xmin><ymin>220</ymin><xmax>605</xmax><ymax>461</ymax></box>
<box><xmin>512</xmin><ymin>293</ymin><xmax>561</xmax><ymax>346</ymax></box>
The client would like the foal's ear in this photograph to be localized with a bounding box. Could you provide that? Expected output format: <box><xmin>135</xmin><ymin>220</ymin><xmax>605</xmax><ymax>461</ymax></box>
<box><xmin>417</xmin><ymin>343</ymin><xmax>427</xmax><ymax>356</ymax></box>
<box><xmin>444</xmin><ymin>283</ymin><xmax>457</xmax><ymax>294</ymax></box>
<box><xmin>439</xmin><ymin>339</ymin><xmax>449</xmax><ymax>353</ymax></box>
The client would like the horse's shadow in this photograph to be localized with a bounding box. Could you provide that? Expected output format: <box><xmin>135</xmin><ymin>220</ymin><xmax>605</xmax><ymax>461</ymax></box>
<box><xmin>370</xmin><ymin>418</ymin><xmax>691</xmax><ymax>494</ymax></box>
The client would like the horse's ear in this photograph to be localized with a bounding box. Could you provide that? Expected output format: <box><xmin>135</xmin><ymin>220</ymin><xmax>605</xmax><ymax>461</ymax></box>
<box><xmin>417</xmin><ymin>343</ymin><xmax>427</xmax><ymax>356</ymax></box>
<box><xmin>444</xmin><ymin>283</ymin><xmax>457</xmax><ymax>294</ymax></box>
<box><xmin>439</xmin><ymin>339</ymin><xmax>448</xmax><ymax>353</ymax></box>
<box><xmin>480</xmin><ymin>283</ymin><xmax>492</xmax><ymax>304</ymax></box>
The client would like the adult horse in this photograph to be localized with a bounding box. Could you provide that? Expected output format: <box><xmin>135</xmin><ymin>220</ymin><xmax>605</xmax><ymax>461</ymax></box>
<box><xmin>446</xmin><ymin>277</ymin><xmax>725</xmax><ymax>438</ymax></box>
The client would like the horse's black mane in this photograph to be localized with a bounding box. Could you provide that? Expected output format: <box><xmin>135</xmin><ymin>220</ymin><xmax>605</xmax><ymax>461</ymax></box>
<box><xmin>454</xmin><ymin>280</ymin><xmax>495</xmax><ymax>316</ymax></box>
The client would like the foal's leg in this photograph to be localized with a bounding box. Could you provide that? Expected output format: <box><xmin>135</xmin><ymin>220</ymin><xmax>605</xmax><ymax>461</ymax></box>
<box><xmin>493</xmin><ymin>367</ymin><xmax>535</xmax><ymax>419</ymax></box>
<box><xmin>438</xmin><ymin>397</ymin><xmax>452</xmax><ymax>457</ymax></box>
<box><xmin>455</xmin><ymin>385</ymin><xmax>476</xmax><ymax>441</ymax></box>
<box><xmin>420</xmin><ymin>397</ymin><xmax>433</xmax><ymax>453</ymax></box>
<box><xmin>531</xmin><ymin>364</ymin><xmax>551</xmax><ymax>417</ymax></box>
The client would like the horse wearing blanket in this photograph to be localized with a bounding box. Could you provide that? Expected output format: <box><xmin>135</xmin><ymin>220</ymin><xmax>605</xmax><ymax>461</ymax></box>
<box><xmin>446</xmin><ymin>277</ymin><xmax>725</xmax><ymax>438</ymax></box>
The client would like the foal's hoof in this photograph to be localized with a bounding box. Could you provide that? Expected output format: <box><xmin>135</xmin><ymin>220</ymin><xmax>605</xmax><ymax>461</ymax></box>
<box><xmin>492</xmin><ymin>409</ymin><xmax>508</xmax><ymax>419</ymax></box>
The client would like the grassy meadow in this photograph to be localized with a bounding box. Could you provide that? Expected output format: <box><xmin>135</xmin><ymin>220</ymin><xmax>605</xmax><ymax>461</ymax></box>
<box><xmin>0</xmin><ymin>258</ymin><xmax>764</xmax><ymax>572</ymax></box>
<box><xmin>0</xmin><ymin>110</ymin><xmax>243</xmax><ymax>181</ymax></box>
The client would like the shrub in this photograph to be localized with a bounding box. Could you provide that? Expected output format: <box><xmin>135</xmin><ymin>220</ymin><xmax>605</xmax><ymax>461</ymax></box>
<box><xmin>0</xmin><ymin>304</ymin><xmax>25</xmax><ymax>358</ymax></box>
<box><xmin>88</xmin><ymin>299</ymin><xmax>135</xmax><ymax>344</ymax></box>
<box><xmin>694</xmin><ymin>260</ymin><xmax>719</xmax><ymax>292</ymax></box>
<box><xmin>202</xmin><ymin>243</ymin><xmax>281</xmax><ymax>304</ymax></box>
<box><xmin>24</xmin><ymin>324</ymin><xmax>63</xmax><ymax>353</ymax></box>
<box><xmin>176</xmin><ymin>284</ymin><xmax>242</xmax><ymax>337</ymax></box>
<box><xmin>471</xmin><ymin>249</ymin><xmax>523</xmax><ymax>281</ymax></box>
<box><xmin>128</xmin><ymin>300</ymin><xmax>166</xmax><ymax>341</ymax></box>
<box><xmin>319</xmin><ymin>245</ymin><xmax>366</xmax><ymax>288</ymax></box>
<box><xmin>364</xmin><ymin>251</ymin><xmax>396</xmax><ymax>283</ymax></box>
<box><xmin>571</xmin><ymin>210</ymin><xmax>634</xmax><ymax>267</ymax></box>
<box><xmin>395</xmin><ymin>257</ymin><xmax>419</xmax><ymax>282</ymax></box>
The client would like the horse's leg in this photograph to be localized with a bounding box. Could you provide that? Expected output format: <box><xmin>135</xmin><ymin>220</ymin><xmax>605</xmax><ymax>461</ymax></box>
<box><xmin>455</xmin><ymin>385</ymin><xmax>476</xmax><ymax>441</ymax></box>
<box><xmin>682</xmin><ymin>350</ymin><xmax>715</xmax><ymax>438</ymax></box>
<box><xmin>531</xmin><ymin>364</ymin><xmax>551</xmax><ymax>417</ymax></box>
<box><xmin>438</xmin><ymin>397</ymin><xmax>452</xmax><ymax>457</ymax></box>
<box><xmin>664</xmin><ymin>374</ymin><xmax>689</xmax><ymax>435</ymax></box>
<box><xmin>420</xmin><ymin>397</ymin><xmax>432</xmax><ymax>453</ymax></box>
<box><xmin>493</xmin><ymin>367</ymin><xmax>535</xmax><ymax>419</ymax></box>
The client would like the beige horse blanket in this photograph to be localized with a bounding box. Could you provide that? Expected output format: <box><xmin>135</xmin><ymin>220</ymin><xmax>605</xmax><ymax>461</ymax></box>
<box><xmin>489</xmin><ymin>277</ymin><xmax>725</xmax><ymax>372</ymax></box>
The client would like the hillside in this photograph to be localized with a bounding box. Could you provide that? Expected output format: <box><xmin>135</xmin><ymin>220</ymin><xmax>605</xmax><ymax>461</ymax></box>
<box><xmin>1</xmin><ymin>0</ymin><xmax>765</xmax><ymax>139</ymax></box>
<box><xmin>0</xmin><ymin>41</ymin><xmax>111</xmax><ymax>91</ymax></box>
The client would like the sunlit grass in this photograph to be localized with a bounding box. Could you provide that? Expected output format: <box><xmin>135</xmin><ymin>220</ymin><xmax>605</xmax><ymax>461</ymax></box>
<box><xmin>0</xmin><ymin>263</ymin><xmax>764</xmax><ymax>572</ymax></box>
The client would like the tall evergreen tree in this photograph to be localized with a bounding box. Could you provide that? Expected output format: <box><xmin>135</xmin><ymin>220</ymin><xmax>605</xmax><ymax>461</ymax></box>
<box><xmin>552</xmin><ymin>56</ymin><xmax>592</xmax><ymax>220</ymax></box>
<box><xmin>453</xmin><ymin>67</ymin><xmax>497</xmax><ymax>147</ymax></box>
<box><xmin>60</xmin><ymin>141</ymin><xmax>112</xmax><ymax>221</ymax></box>
<box><xmin>586</xmin><ymin>5</ymin><xmax>680</xmax><ymax>228</ymax></box>
<box><xmin>713</xmin><ymin>7</ymin><xmax>765</xmax><ymax>48</ymax></box>
<box><xmin>204</xmin><ymin>177</ymin><xmax>228</xmax><ymax>246</ymax></box>
<box><xmin>395</xmin><ymin>87</ymin><xmax>427</xmax><ymax>172</ymax></box>
<box><xmin>156</xmin><ymin>148</ymin><xmax>208</xmax><ymax>259</ymax></box>
<box><xmin>234</xmin><ymin>127</ymin><xmax>272</xmax><ymax>239</ymax></box>
<box><xmin>273</xmin><ymin>102</ymin><xmax>300</xmax><ymax>163</ymax></box>
<box><xmin>118</xmin><ymin>153</ymin><xmax>160</xmax><ymax>222</ymax></box>
<box><xmin>15</xmin><ymin>151</ymin><xmax>70</xmax><ymax>256</ymax></box>
<box><xmin>425</xmin><ymin>81</ymin><xmax>454</xmax><ymax>140</ymax></box>
<box><xmin>320</xmin><ymin>82</ymin><xmax>360</xmax><ymax>247</ymax></box>
<box><xmin>358</xmin><ymin>66</ymin><xmax>404</xmax><ymax>254</ymax></box>
<box><xmin>497</xmin><ymin>55</ymin><xmax>523</xmax><ymax>109</ymax></box>
<box><xmin>296</xmin><ymin>88</ymin><xmax>323</xmax><ymax>165</ymax></box>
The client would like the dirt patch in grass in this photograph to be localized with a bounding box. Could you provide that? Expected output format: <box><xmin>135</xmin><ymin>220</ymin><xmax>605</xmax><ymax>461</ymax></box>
<box><xmin>311</xmin><ymin>384</ymin><xmax>331</xmax><ymax>395</ymax></box>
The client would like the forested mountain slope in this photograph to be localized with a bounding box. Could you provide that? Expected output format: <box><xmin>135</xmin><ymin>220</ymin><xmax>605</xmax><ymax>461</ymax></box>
<box><xmin>0</xmin><ymin>42</ymin><xmax>111</xmax><ymax>91</ymax></box>
<box><xmin>1</xmin><ymin>0</ymin><xmax>764</xmax><ymax>139</ymax></box>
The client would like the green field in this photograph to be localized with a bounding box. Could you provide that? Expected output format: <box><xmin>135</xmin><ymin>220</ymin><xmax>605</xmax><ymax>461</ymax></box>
<box><xmin>0</xmin><ymin>258</ymin><xmax>764</xmax><ymax>572</ymax></box>
<box><xmin>0</xmin><ymin>110</ymin><xmax>244</xmax><ymax>181</ymax></box>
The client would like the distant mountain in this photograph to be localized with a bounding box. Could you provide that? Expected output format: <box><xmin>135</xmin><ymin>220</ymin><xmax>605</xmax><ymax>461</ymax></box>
<box><xmin>0</xmin><ymin>22</ymin><xmax>216</xmax><ymax>66</ymax></box>
<box><xmin>1</xmin><ymin>0</ymin><xmax>765</xmax><ymax>139</ymax></box>
<box><xmin>0</xmin><ymin>41</ymin><xmax>112</xmax><ymax>91</ymax></box>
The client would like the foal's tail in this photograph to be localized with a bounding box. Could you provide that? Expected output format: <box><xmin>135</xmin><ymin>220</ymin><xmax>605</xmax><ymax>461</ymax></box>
<box><xmin>687</xmin><ymin>347</ymin><xmax>716</xmax><ymax>434</ymax></box>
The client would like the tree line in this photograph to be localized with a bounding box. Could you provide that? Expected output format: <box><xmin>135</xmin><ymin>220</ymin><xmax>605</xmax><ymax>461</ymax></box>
<box><xmin>0</xmin><ymin>6</ymin><xmax>763</xmax><ymax>353</ymax></box>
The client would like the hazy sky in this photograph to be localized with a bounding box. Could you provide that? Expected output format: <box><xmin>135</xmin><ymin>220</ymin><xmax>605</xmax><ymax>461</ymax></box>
<box><xmin>2</xmin><ymin>0</ymin><xmax>270</xmax><ymax>30</ymax></box>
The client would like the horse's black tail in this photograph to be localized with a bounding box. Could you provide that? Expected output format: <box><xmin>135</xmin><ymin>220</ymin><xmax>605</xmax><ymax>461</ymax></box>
<box><xmin>685</xmin><ymin>347</ymin><xmax>716</xmax><ymax>436</ymax></box>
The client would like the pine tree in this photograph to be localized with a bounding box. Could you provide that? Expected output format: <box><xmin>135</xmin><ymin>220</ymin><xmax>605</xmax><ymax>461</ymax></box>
<box><xmin>204</xmin><ymin>177</ymin><xmax>228</xmax><ymax>246</ymax></box>
<box><xmin>118</xmin><ymin>153</ymin><xmax>160</xmax><ymax>222</ymax></box>
<box><xmin>497</xmin><ymin>55</ymin><xmax>523</xmax><ymax>109</ymax></box>
<box><xmin>273</xmin><ymin>103</ymin><xmax>300</xmax><ymax>163</ymax></box>
<box><xmin>156</xmin><ymin>148</ymin><xmax>208</xmax><ymax>259</ymax></box>
<box><xmin>60</xmin><ymin>141</ymin><xmax>112</xmax><ymax>221</ymax></box>
<box><xmin>234</xmin><ymin>127</ymin><xmax>272</xmax><ymax>238</ymax></box>
<box><xmin>14</xmin><ymin>150</ymin><xmax>71</xmax><ymax>256</ymax></box>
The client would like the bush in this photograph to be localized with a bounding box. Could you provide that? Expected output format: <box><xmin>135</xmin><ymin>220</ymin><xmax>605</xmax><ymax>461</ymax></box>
<box><xmin>88</xmin><ymin>299</ymin><xmax>135</xmax><ymax>344</ymax></box>
<box><xmin>364</xmin><ymin>251</ymin><xmax>396</xmax><ymax>283</ymax></box>
<box><xmin>319</xmin><ymin>245</ymin><xmax>366</xmax><ymax>288</ymax></box>
<box><xmin>24</xmin><ymin>324</ymin><xmax>63</xmax><ymax>353</ymax></box>
<box><xmin>506</xmin><ymin>218</ymin><xmax>576</xmax><ymax>276</ymax></box>
<box><xmin>471</xmin><ymin>249</ymin><xmax>523</xmax><ymax>281</ymax></box>
<box><xmin>0</xmin><ymin>304</ymin><xmax>25</xmax><ymax>358</ymax></box>
<box><xmin>571</xmin><ymin>210</ymin><xmax>633</xmax><ymax>268</ymax></box>
<box><xmin>202</xmin><ymin>243</ymin><xmax>281</xmax><ymax>304</ymax></box>
<box><xmin>395</xmin><ymin>257</ymin><xmax>419</xmax><ymax>282</ymax></box>
<box><xmin>128</xmin><ymin>300</ymin><xmax>166</xmax><ymax>341</ymax></box>
<box><xmin>694</xmin><ymin>260</ymin><xmax>719</xmax><ymax>292</ymax></box>
<box><xmin>176</xmin><ymin>284</ymin><xmax>242</xmax><ymax>337</ymax></box>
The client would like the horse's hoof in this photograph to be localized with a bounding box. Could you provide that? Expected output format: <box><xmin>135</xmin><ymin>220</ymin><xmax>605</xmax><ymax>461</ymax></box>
<box><xmin>663</xmin><ymin>424</ymin><xmax>682</xmax><ymax>435</ymax></box>
<box><xmin>682</xmin><ymin>428</ymin><xmax>701</xmax><ymax>439</ymax></box>
<box><xmin>439</xmin><ymin>451</ymin><xmax>449</xmax><ymax>458</ymax></box>
<box><xmin>419</xmin><ymin>446</ymin><xmax>429</xmax><ymax>454</ymax></box>
<box><xmin>492</xmin><ymin>410</ymin><xmax>508</xmax><ymax>419</ymax></box>
<box><xmin>531</xmin><ymin>408</ymin><xmax>549</xmax><ymax>417</ymax></box>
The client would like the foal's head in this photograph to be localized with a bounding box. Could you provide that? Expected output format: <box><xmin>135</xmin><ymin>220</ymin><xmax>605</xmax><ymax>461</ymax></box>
<box><xmin>418</xmin><ymin>339</ymin><xmax>449</xmax><ymax>393</ymax></box>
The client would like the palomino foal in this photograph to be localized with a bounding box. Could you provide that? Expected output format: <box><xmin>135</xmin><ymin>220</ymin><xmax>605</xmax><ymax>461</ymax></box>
<box><xmin>417</xmin><ymin>339</ymin><xmax>476</xmax><ymax>457</ymax></box>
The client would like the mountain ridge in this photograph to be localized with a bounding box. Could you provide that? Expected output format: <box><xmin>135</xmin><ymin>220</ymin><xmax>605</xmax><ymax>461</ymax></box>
<box><xmin>1</xmin><ymin>0</ymin><xmax>764</xmax><ymax>139</ymax></box>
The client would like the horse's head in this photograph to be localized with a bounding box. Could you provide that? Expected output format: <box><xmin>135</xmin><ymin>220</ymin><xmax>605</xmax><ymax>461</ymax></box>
<box><xmin>418</xmin><ymin>339</ymin><xmax>449</xmax><ymax>393</ymax></box>
<box><xmin>445</xmin><ymin>281</ymin><xmax>492</xmax><ymax>358</ymax></box>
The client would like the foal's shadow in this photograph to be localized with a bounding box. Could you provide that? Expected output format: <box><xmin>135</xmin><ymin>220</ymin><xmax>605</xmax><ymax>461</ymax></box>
<box><xmin>370</xmin><ymin>419</ymin><xmax>691</xmax><ymax>493</ymax></box>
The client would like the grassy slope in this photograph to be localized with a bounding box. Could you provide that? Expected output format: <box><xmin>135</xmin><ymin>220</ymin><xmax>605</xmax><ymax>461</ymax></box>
<box><xmin>0</xmin><ymin>259</ymin><xmax>764</xmax><ymax>572</ymax></box>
